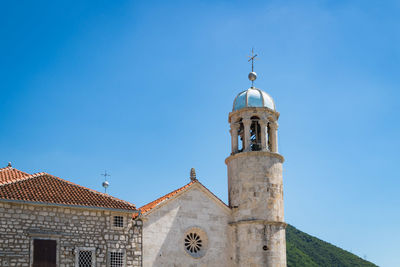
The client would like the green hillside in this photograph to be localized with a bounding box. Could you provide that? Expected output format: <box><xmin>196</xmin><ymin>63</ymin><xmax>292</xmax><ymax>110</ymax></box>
<box><xmin>286</xmin><ymin>224</ymin><xmax>377</xmax><ymax>267</ymax></box>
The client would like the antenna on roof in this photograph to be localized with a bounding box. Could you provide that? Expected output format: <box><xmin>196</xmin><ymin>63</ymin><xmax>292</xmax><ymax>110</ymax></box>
<box><xmin>101</xmin><ymin>170</ymin><xmax>110</xmax><ymax>193</ymax></box>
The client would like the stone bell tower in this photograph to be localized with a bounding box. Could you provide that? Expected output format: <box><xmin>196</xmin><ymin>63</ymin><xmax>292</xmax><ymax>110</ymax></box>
<box><xmin>226</xmin><ymin>53</ymin><xmax>286</xmax><ymax>266</ymax></box>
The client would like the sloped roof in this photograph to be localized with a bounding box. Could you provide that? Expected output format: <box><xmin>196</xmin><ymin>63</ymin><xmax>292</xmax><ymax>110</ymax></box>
<box><xmin>133</xmin><ymin>179</ymin><xmax>230</xmax><ymax>218</ymax></box>
<box><xmin>0</xmin><ymin>166</ymin><xmax>30</xmax><ymax>185</ymax></box>
<box><xmin>0</xmin><ymin>167</ymin><xmax>136</xmax><ymax>211</ymax></box>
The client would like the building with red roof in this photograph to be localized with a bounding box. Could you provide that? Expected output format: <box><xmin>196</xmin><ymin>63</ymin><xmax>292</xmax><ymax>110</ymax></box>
<box><xmin>0</xmin><ymin>66</ymin><xmax>286</xmax><ymax>267</ymax></box>
<box><xmin>0</xmin><ymin>165</ymin><xmax>141</xmax><ymax>267</ymax></box>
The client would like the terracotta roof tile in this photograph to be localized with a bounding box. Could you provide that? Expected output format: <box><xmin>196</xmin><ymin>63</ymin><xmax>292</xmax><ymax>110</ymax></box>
<box><xmin>0</xmin><ymin>166</ymin><xmax>30</xmax><ymax>185</ymax></box>
<box><xmin>133</xmin><ymin>180</ymin><xmax>230</xmax><ymax>219</ymax></box>
<box><xmin>0</xmin><ymin>170</ymin><xmax>136</xmax><ymax>211</ymax></box>
<box><xmin>133</xmin><ymin>180</ymin><xmax>196</xmax><ymax>218</ymax></box>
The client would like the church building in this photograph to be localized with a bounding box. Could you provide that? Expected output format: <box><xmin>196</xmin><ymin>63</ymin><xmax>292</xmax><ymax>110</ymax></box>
<box><xmin>136</xmin><ymin>66</ymin><xmax>286</xmax><ymax>267</ymax></box>
<box><xmin>0</xmin><ymin>64</ymin><xmax>287</xmax><ymax>267</ymax></box>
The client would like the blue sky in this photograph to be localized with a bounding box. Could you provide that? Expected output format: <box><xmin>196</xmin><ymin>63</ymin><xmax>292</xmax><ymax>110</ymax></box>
<box><xmin>1</xmin><ymin>1</ymin><xmax>399</xmax><ymax>266</ymax></box>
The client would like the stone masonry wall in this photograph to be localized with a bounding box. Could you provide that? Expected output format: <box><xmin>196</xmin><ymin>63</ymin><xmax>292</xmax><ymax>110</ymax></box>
<box><xmin>232</xmin><ymin>222</ymin><xmax>286</xmax><ymax>267</ymax></box>
<box><xmin>0</xmin><ymin>201</ymin><xmax>142</xmax><ymax>267</ymax></box>
<box><xmin>142</xmin><ymin>185</ymin><xmax>233</xmax><ymax>267</ymax></box>
<box><xmin>227</xmin><ymin>151</ymin><xmax>284</xmax><ymax>222</ymax></box>
<box><xmin>226</xmin><ymin>151</ymin><xmax>286</xmax><ymax>267</ymax></box>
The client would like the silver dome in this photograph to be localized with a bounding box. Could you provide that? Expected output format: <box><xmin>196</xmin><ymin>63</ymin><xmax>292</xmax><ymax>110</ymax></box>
<box><xmin>233</xmin><ymin>87</ymin><xmax>275</xmax><ymax>111</ymax></box>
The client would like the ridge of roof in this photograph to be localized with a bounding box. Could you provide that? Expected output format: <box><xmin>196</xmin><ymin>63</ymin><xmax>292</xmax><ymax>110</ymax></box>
<box><xmin>0</xmin><ymin>172</ymin><xmax>136</xmax><ymax>211</ymax></box>
<box><xmin>0</xmin><ymin>165</ymin><xmax>27</xmax><ymax>173</ymax></box>
<box><xmin>1</xmin><ymin>172</ymin><xmax>133</xmax><ymax>205</ymax></box>
<box><xmin>0</xmin><ymin>172</ymin><xmax>46</xmax><ymax>186</ymax></box>
<box><xmin>133</xmin><ymin>180</ymin><xmax>230</xmax><ymax>219</ymax></box>
<box><xmin>0</xmin><ymin>166</ymin><xmax>31</xmax><ymax>185</ymax></box>
<box><xmin>133</xmin><ymin>180</ymin><xmax>196</xmax><ymax>218</ymax></box>
<box><xmin>49</xmin><ymin>173</ymin><xmax>137</xmax><ymax>208</ymax></box>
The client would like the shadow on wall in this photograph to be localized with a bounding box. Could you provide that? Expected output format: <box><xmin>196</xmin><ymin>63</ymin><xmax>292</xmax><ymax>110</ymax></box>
<box><xmin>142</xmin><ymin>187</ymin><xmax>233</xmax><ymax>267</ymax></box>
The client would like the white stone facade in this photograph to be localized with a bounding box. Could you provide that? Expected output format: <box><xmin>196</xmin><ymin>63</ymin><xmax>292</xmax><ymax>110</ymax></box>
<box><xmin>0</xmin><ymin>201</ymin><xmax>142</xmax><ymax>267</ymax></box>
<box><xmin>141</xmin><ymin>184</ymin><xmax>233</xmax><ymax>267</ymax></box>
<box><xmin>141</xmin><ymin>90</ymin><xmax>286</xmax><ymax>266</ymax></box>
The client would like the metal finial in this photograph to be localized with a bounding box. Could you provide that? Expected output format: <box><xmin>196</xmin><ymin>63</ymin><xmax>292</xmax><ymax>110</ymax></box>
<box><xmin>190</xmin><ymin>168</ymin><xmax>197</xmax><ymax>181</ymax></box>
<box><xmin>101</xmin><ymin>170</ymin><xmax>110</xmax><ymax>193</ymax></box>
<box><xmin>248</xmin><ymin>48</ymin><xmax>258</xmax><ymax>87</ymax></box>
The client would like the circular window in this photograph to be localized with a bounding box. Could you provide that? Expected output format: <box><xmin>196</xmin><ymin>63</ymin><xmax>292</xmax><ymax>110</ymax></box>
<box><xmin>183</xmin><ymin>227</ymin><xmax>208</xmax><ymax>258</ymax></box>
<box><xmin>185</xmin><ymin>232</ymin><xmax>202</xmax><ymax>253</ymax></box>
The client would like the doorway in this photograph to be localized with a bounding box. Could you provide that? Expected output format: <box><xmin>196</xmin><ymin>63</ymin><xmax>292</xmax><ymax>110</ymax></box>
<box><xmin>32</xmin><ymin>239</ymin><xmax>57</xmax><ymax>267</ymax></box>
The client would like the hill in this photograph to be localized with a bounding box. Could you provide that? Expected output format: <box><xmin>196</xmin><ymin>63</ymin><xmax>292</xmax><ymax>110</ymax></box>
<box><xmin>286</xmin><ymin>224</ymin><xmax>377</xmax><ymax>267</ymax></box>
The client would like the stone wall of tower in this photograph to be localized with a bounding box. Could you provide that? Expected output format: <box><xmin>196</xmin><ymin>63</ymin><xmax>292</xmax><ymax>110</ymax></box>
<box><xmin>226</xmin><ymin>151</ymin><xmax>286</xmax><ymax>266</ymax></box>
<box><xmin>233</xmin><ymin>223</ymin><xmax>286</xmax><ymax>266</ymax></box>
<box><xmin>227</xmin><ymin>152</ymin><xmax>284</xmax><ymax>222</ymax></box>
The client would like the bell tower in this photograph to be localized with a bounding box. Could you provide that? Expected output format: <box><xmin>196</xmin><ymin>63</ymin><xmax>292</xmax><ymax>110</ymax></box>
<box><xmin>226</xmin><ymin>52</ymin><xmax>286</xmax><ymax>266</ymax></box>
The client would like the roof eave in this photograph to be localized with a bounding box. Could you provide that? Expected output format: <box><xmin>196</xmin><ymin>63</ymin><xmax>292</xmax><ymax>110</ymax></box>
<box><xmin>139</xmin><ymin>181</ymin><xmax>231</xmax><ymax>218</ymax></box>
<box><xmin>0</xmin><ymin>198</ymin><xmax>138</xmax><ymax>213</ymax></box>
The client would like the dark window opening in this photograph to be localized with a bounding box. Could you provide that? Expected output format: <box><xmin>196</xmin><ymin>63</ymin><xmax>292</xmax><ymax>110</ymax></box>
<box><xmin>267</xmin><ymin>123</ymin><xmax>272</xmax><ymax>151</ymax></box>
<box><xmin>78</xmin><ymin>250</ymin><xmax>93</xmax><ymax>267</ymax></box>
<box><xmin>113</xmin><ymin>216</ymin><xmax>124</xmax><ymax>228</ymax></box>
<box><xmin>185</xmin><ymin>232</ymin><xmax>202</xmax><ymax>254</ymax></box>
<box><xmin>33</xmin><ymin>239</ymin><xmax>57</xmax><ymax>267</ymax></box>
<box><xmin>237</xmin><ymin>119</ymin><xmax>244</xmax><ymax>152</ymax></box>
<box><xmin>250</xmin><ymin>116</ymin><xmax>261</xmax><ymax>151</ymax></box>
<box><xmin>110</xmin><ymin>252</ymin><xmax>124</xmax><ymax>267</ymax></box>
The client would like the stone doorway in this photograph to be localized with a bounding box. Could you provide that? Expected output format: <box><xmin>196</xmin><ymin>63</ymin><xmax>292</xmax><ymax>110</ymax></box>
<box><xmin>32</xmin><ymin>239</ymin><xmax>57</xmax><ymax>267</ymax></box>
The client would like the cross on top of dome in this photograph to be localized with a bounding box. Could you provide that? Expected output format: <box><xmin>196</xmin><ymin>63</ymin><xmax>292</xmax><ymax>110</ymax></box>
<box><xmin>248</xmin><ymin>48</ymin><xmax>258</xmax><ymax>87</ymax></box>
<box><xmin>232</xmin><ymin>49</ymin><xmax>276</xmax><ymax>112</ymax></box>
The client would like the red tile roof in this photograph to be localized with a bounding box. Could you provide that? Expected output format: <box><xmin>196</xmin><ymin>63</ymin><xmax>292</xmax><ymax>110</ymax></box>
<box><xmin>133</xmin><ymin>180</ymin><xmax>196</xmax><ymax>218</ymax></box>
<box><xmin>0</xmin><ymin>166</ymin><xmax>30</xmax><ymax>185</ymax></box>
<box><xmin>0</xmin><ymin>167</ymin><xmax>136</xmax><ymax>211</ymax></box>
<box><xmin>133</xmin><ymin>180</ymin><xmax>230</xmax><ymax>219</ymax></box>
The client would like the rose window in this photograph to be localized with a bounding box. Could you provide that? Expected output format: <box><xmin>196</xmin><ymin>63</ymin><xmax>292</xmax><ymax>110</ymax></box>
<box><xmin>183</xmin><ymin>227</ymin><xmax>208</xmax><ymax>258</ymax></box>
<box><xmin>185</xmin><ymin>232</ymin><xmax>202</xmax><ymax>254</ymax></box>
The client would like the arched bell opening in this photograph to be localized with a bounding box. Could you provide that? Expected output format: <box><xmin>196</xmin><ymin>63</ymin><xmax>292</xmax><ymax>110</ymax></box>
<box><xmin>250</xmin><ymin>116</ymin><xmax>261</xmax><ymax>151</ymax></box>
<box><xmin>267</xmin><ymin>122</ymin><xmax>272</xmax><ymax>151</ymax></box>
<box><xmin>237</xmin><ymin>119</ymin><xmax>244</xmax><ymax>153</ymax></box>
